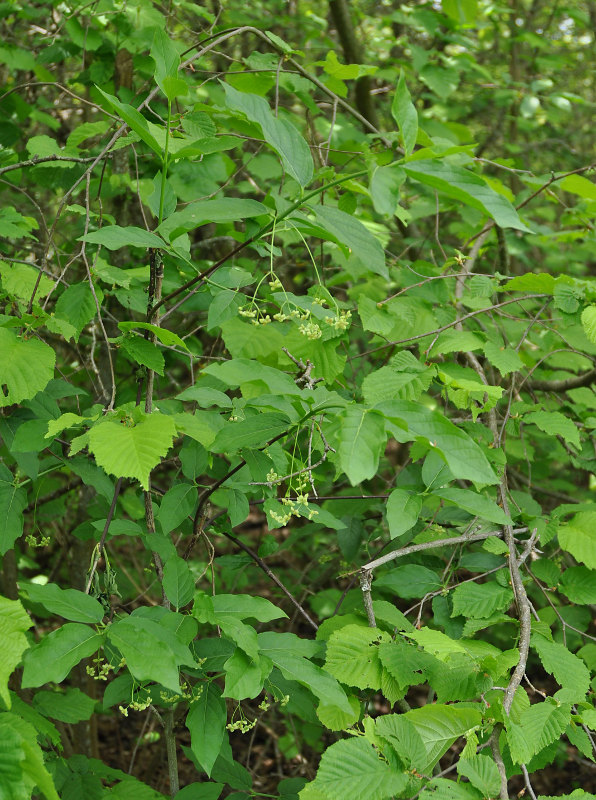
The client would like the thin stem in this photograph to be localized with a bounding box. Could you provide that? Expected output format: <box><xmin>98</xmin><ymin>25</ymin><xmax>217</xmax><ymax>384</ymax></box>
<box><xmin>158</xmin><ymin>99</ymin><xmax>172</xmax><ymax>227</ymax></box>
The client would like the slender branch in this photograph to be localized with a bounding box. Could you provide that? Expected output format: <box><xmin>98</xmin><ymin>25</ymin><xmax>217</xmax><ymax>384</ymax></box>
<box><xmin>0</xmin><ymin>154</ymin><xmax>111</xmax><ymax>177</ymax></box>
<box><xmin>489</xmin><ymin>724</ymin><xmax>509</xmax><ymax>800</ymax></box>
<box><xmin>359</xmin><ymin>569</ymin><xmax>376</xmax><ymax>627</ymax></box>
<box><xmin>353</xmin><ymin>294</ymin><xmax>549</xmax><ymax>359</ymax></box>
<box><xmin>153</xmin><ymin>169</ymin><xmax>368</xmax><ymax>321</ymax></box>
<box><xmin>85</xmin><ymin>478</ymin><xmax>123</xmax><ymax>594</ymax></box>
<box><xmin>525</xmin><ymin>368</ymin><xmax>596</xmax><ymax>392</ymax></box>
<box><xmin>359</xmin><ymin>530</ymin><xmax>511</xmax><ymax>573</ymax></box>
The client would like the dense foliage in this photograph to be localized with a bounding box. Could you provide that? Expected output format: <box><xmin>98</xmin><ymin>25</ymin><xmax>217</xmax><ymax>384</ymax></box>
<box><xmin>1</xmin><ymin>1</ymin><xmax>596</xmax><ymax>799</ymax></box>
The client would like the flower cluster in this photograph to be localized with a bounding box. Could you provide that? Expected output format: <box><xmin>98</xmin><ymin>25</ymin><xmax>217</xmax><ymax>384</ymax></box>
<box><xmin>299</xmin><ymin>320</ymin><xmax>322</xmax><ymax>340</ymax></box>
<box><xmin>324</xmin><ymin>309</ymin><xmax>351</xmax><ymax>332</ymax></box>
<box><xmin>226</xmin><ymin>717</ymin><xmax>257</xmax><ymax>733</ymax></box>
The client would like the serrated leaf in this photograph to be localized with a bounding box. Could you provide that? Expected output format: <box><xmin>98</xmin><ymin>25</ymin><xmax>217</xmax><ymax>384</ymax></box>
<box><xmin>324</xmin><ymin>625</ymin><xmax>390</xmax><ymax>690</ymax></box>
<box><xmin>484</xmin><ymin>341</ymin><xmax>524</xmax><ymax>376</ymax></box>
<box><xmin>337</xmin><ymin>406</ymin><xmax>386</xmax><ymax>485</ymax></box>
<box><xmin>391</xmin><ymin>71</ymin><xmax>418</xmax><ymax>155</ymax></box>
<box><xmin>559</xmin><ymin>511</ymin><xmax>596</xmax><ymax>568</ymax></box>
<box><xmin>457</xmin><ymin>754</ymin><xmax>501</xmax><ymax>797</ymax></box>
<box><xmin>532</xmin><ymin>635</ymin><xmax>590</xmax><ymax>699</ymax></box>
<box><xmin>386</xmin><ymin>488</ymin><xmax>422</xmax><ymax>539</ymax></box>
<box><xmin>0</xmin><ymin>328</ymin><xmax>55</xmax><ymax>408</ymax></box>
<box><xmin>507</xmin><ymin>700</ymin><xmax>571</xmax><ymax>764</ymax></box>
<box><xmin>33</xmin><ymin>687</ymin><xmax>96</xmax><ymax>723</ymax></box>
<box><xmin>581</xmin><ymin>305</ymin><xmax>596</xmax><ymax>343</ymax></box>
<box><xmin>0</xmin><ymin>596</ymin><xmax>31</xmax><ymax>707</ymax></box>
<box><xmin>504</xmin><ymin>273</ymin><xmax>555</xmax><ymax>293</ymax></box>
<box><xmin>362</xmin><ymin>366</ymin><xmax>433</xmax><ymax>405</ymax></box>
<box><xmin>559</xmin><ymin>566</ymin><xmax>596</xmax><ymax>604</ymax></box>
<box><xmin>23</xmin><ymin>582</ymin><xmax>105</xmax><ymax>623</ymax></box>
<box><xmin>312</xmin><ymin>737</ymin><xmax>408</xmax><ymax>800</ymax></box>
<box><xmin>87</xmin><ymin>412</ymin><xmax>176</xmax><ymax>490</ymax></box>
<box><xmin>54</xmin><ymin>282</ymin><xmax>100</xmax><ymax>341</ymax></box>
<box><xmin>404</xmin><ymin>160</ymin><xmax>532</xmax><ymax>232</ymax></box>
<box><xmin>0</xmin><ymin>713</ymin><xmax>60</xmax><ymax>800</ymax></box>
<box><xmin>311</xmin><ymin>205</ymin><xmax>387</xmax><ymax>279</ymax></box>
<box><xmin>451</xmin><ymin>581</ymin><xmax>513</xmax><ymax>619</ymax></box>
<box><xmin>22</xmin><ymin>624</ymin><xmax>105</xmax><ymax>687</ymax></box>
<box><xmin>524</xmin><ymin>410</ymin><xmax>580</xmax><ymax>448</ymax></box>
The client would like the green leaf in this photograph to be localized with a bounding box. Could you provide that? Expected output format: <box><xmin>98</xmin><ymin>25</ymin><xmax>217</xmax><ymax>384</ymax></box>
<box><xmin>378</xmin><ymin>401</ymin><xmax>498</xmax><ymax>485</ymax></box>
<box><xmin>54</xmin><ymin>282</ymin><xmax>100</xmax><ymax>342</ymax></box>
<box><xmin>337</xmin><ymin>406</ymin><xmax>386</xmax><ymax>486</ymax></box>
<box><xmin>0</xmin><ymin>713</ymin><xmax>60</xmax><ymax>800</ymax></box>
<box><xmin>457</xmin><ymin>755</ymin><xmax>501</xmax><ymax>797</ymax></box>
<box><xmin>162</xmin><ymin>555</ymin><xmax>195</xmax><ymax>609</ymax></box>
<box><xmin>559</xmin><ymin>566</ymin><xmax>596</xmax><ymax>604</ymax></box>
<box><xmin>362</xmin><ymin>365</ymin><xmax>433</xmax><ymax>405</ymax></box>
<box><xmin>257</xmin><ymin>633</ymin><xmax>352</xmax><ymax>715</ymax></box>
<box><xmin>223</xmin><ymin>649</ymin><xmax>272</xmax><ymax>700</ymax></box>
<box><xmin>22</xmin><ymin>623</ymin><xmax>105</xmax><ymax>687</ymax></box>
<box><xmin>107</xmin><ymin>616</ymin><xmax>192</xmax><ymax>693</ymax></box>
<box><xmin>507</xmin><ymin>700</ymin><xmax>571</xmax><ymax>764</ymax></box>
<box><xmin>311</xmin><ymin>205</ymin><xmax>387</xmax><ymax>279</ymax></box>
<box><xmin>87</xmin><ymin>412</ymin><xmax>176</xmax><ymax>490</ymax></box>
<box><xmin>96</xmin><ymin>88</ymin><xmax>163</xmax><ymax>156</ymax></box>
<box><xmin>117</xmin><ymin>322</ymin><xmax>188</xmax><ymax>350</ymax></box>
<box><xmin>483</xmin><ymin>340</ymin><xmax>524</xmax><ymax>376</ymax></box>
<box><xmin>370</xmin><ymin>165</ymin><xmax>406</xmax><ymax>218</ymax></box>
<box><xmin>581</xmin><ymin>306</ymin><xmax>596</xmax><ymax>344</ymax></box>
<box><xmin>23</xmin><ymin>582</ymin><xmax>105</xmax><ymax>623</ymax></box>
<box><xmin>0</xmin><ymin>596</ymin><xmax>31</xmax><ymax>707</ymax></box>
<box><xmin>223</xmin><ymin>83</ymin><xmax>313</xmax><ymax>187</ymax></box>
<box><xmin>386</xmin><ymin>489</ymin><xmax>422</xmax><ymax>539</ymax></box>
<box><xmin>451</xmin><ymin>581</ymin><xmax>513</xmax><ymax>619</ymax></box>
<box><xmin>186</xmin><ymin>683</ymin><xmax>227</xmax><ymax>776</ymax></box>
<box><xmin>433</xmin><ymin>487</ymin><xmax>512</xmax><ymax>525</ymax></box>
<box><xmin>524</xmin><ymin>410</ymin><xmax>580</xmax><ymax>448</ymax></box>
<box><xmin>312</xmin><ymin>737</ymin><xmax>408</xmax><ymax>800</ymax></box>
<box><xmin>158</xmin><ymin>482</ymin><xmax>196</xmax><ymax>533</ymax></box>
<box><xmin>157</xmin><ymin>198</ymin><xmax>269</xmax><ymax>242</ymax></box>
<box><xmin>151</xmin><ymin>29</ymin><xmax>186</xmax><ymax>100</ymax></box>
<box><xmin>210</xmin><ymin>413</ymin><xmax>290</xmax><ymax>453</ymax></box>
<box><xmin>558</xmin><ymin>511</ymin><xmax>596</xmax><ymax>568</ymax></box>
<box><xmin>212</xmin><ymin>594</ymin><xmax>287</xmax><ymax>623</ymax></box>
<box><xmin>0</xmin><ymin>464</ymin><xmax>27</xmax><ymax>555</ymax></box>
<box><xmin>324</xmin><ymin>625</ymin><xmax>390</xmax><ymax>690</ymax></box>
<box><xmin>376</xmin><ymin>566</ymin><xmax>441</xmax><ymax>599</ymax></box>
<box><xmin>0</xmin><ymin>328</ymin><xmax>55</xmax><ymax>408</ymax></box>
<box><xmin>404</xmin><ymin>704</ymin><xmax>482</xmax><ymax>772</ymax></box>
<box><xmin>32</xmin><ymin>687</ymin><xmax>96</xmax><ymax>723</ymax></box>
<box><xmin>119</xmin><ymin>336</ymin><xmax>164</xmax><ymax>375</ymax></box>
<box><xmin>403</xmin><ymin>160</ymin><xmax>532</xmax><ymax>232</ymax></box>
<box><xmin>532</xmin><ymin>635</ymin><xmax>590</xmax><ymax>699</ymax></box>
<box><xmin>81</xmin><ymin>225</ymin><xmax>165</xmax><ymax>251</ymax></box>
<box><xmin>391</xmin><ymin>71</ymin><xmax>418</xmax><ymax>155</ymax></box>
<box><xmin>504</xmin><ymin>272</ymin><xmax>555</xmax><ymax>293</ymax></box>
